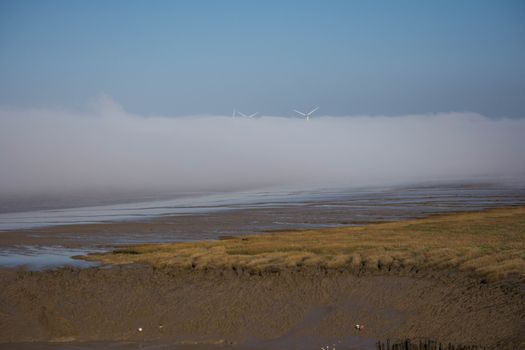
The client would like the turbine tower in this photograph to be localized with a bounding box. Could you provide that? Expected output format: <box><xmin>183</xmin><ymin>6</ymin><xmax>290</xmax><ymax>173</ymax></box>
<box><xmin>294</xmin><ymin>107</ymin><xmax>319</xmax><ymax>121</ymax></box>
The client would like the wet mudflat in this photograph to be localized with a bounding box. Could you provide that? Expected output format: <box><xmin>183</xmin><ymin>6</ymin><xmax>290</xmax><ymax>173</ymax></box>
<box><xmin>1</xmin><ymin>267</ymin><xmax>523</xmax><ymax>350</ymax></box>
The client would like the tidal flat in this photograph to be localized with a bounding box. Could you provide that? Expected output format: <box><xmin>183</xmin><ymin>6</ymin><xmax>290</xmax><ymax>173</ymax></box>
<box><xmin>1</xmin><ymin>206</ymin><xmax>524</xmax><ymax>349</ymax></box>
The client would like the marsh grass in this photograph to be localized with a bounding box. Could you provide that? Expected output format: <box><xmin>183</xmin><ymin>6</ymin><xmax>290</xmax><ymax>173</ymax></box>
<box><xmin>83</xmin><ymin>206</ymin><xmax>525</xmax><ymax>280</ymax></box>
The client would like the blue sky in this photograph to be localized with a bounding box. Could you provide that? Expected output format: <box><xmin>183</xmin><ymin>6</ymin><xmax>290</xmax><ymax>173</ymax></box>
<box><xmin>0</xmin><ymin>0</ymin><xmax>524</xmax><ymax>117</ymax></box>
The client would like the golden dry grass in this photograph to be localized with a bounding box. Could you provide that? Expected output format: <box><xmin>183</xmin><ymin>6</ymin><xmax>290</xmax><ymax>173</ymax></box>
<box><xmin>83</xmin><ymin>206</ymin><xmax>525</xmax><ymax>280</ymax></box>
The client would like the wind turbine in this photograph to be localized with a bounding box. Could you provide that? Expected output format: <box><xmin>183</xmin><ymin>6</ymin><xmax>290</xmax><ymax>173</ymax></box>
<box><xmin>294</xmin><ymin>107</ymin><xmax>319</xmax><ymax>121</ymax></box>
<box><xmin>238</xmin><ymin>111</ymin><xmax>258</xmax><ymax>119</ymax></box>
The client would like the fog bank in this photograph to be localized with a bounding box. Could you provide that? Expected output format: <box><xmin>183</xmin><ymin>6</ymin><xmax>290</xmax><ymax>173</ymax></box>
<box><xmin>1</xmin><ymin>99</ymin><xmax>524</xmax><ymax>197</ymax></box>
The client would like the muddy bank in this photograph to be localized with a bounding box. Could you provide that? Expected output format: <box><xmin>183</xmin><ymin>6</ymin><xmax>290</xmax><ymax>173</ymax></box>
<box><xmin>1</xmin><ymin>266</ymin><xmax>524</xmax><ymax>349</ymax></box>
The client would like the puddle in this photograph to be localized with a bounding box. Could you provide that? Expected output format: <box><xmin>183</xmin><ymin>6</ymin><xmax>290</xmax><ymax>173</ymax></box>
<box><xmin>241</xmin><ymin>305</ymin><xmax>377</xmax><ymax>349</ymax></box>
<box><xmin>0</xmin><ymin>246</ymin><xmax>105</xmax><ymax>270</ymax></box>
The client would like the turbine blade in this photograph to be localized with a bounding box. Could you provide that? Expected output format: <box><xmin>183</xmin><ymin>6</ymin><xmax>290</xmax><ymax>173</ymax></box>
<box><xmin>294</xmin><ymin>110</ymin><xmax>306</xmax><ymax>116</ymax></box>
<box><xmin>308</xmin><ymin>106</ymin><xmax>319</xmax><ymax>115</ymax></box>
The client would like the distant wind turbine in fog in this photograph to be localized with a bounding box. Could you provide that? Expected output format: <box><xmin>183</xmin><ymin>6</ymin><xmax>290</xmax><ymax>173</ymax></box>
<box><xmin>238</xmin><ymin>111</ymin><xmax>258</xmax><ymax>119</ymax></box>
<box><xmin>294</xmin><ymin>107</ymin><xmax>319</xmax><ymax>121</ymax></box>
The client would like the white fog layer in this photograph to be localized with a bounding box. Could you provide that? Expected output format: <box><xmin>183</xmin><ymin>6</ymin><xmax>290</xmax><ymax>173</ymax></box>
<box><xmin>1</xmin><ymin>99</ymin><xmax>524</xmax><ymax>197</ymax></box>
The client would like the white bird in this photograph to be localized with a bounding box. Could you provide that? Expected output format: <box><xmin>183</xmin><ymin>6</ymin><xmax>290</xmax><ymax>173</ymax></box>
<box><xmin>294</xmin><ymin>107</ymin><xmax>319</xmax><ymax>121</ymax></box>
<box><xmin>238</xmin><ymin>111</ymin><xmax>258</xmax><ymax>119</ymax></box>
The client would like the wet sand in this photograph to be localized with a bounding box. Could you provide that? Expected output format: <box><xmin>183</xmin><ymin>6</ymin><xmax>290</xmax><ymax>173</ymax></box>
<box><xmin>1</xmin><ymin>267</ymin><xmax>524</xmax><ymax>349</ymax></box>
